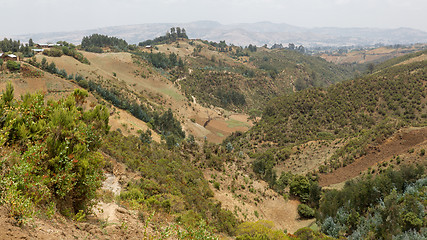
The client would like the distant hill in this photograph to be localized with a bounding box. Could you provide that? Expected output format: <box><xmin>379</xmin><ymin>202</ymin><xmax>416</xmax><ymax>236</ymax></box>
<box><xmin>8</xmin><ymin>21</ymin><xmax>427</xmax><ymax>47</ymax></box>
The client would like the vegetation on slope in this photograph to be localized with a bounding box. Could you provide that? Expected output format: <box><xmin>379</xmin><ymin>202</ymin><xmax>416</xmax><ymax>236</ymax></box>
<box><xmin>248</xmin><ymin>49</ymin><xmax>355</xmax><ymax>91</ymax></box>
<box><xmin>42</xmin><ymin>41</ymin><xmax>90</xmax><ymax>64</ymax></box>
<box><xmin>0</xmin><ymin>84</ymin><xmax>109</xmax><ymax>225</ymax></box>
<box><xmin>101</xmin><ymin>132</ymin><xmax>239</xmax><ymax>235</ymax></box>
<box><xmin>318</xmin><ymin>165</ymin><xmax>426</xmax><ymax>239</ymax></box>
<box><xmin>81</xmin><ymin>33</ymin><xmax>130</xmax><ymax>52</ymax></box>
<box><xmin>138</xmin><ymin>27</ymin><xmax>188</xmax><ymax>47</ymax></box>
<box><xmin>170</xmin><ymin>40</ymin><xmax>358</xmax><ymax>112</ymax></box>
<box><xmin>26</xmin><ymin>56</ymin><xmax>186</xmax><ymax>143</ymax></box>
<box><xmin>228</xmin><ymin>59</ymin><xmax>426</xmax><ymax>175</ymax></box>
<box><xmin>0</xmin><ymin>38</ymin><xmax>33</xmax><ymax>58</ymax></box>
<box><xmin>374</xmin><ymin>49</ymin><xmax>427</xmax><ymax>71</ymax></box>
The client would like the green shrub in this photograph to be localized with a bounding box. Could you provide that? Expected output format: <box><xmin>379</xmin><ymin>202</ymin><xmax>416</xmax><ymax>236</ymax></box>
<box><xmin>235</xmin><ymin>220</ymin><xmax>288</xmax><ymax>240</ymax></box>
<box><xmin>297</xmin><ymin>204</ymin><xmax>315</xmax><ymax>219</ymax></box>
<box><xmin>43</xmin><ymin>47</ymin><xmax>63</xmax><ymax>57</ymax></box>
<box><xmin>0</xmin><ymin>86</ymin><xmax>109</xmax><ymax>222</ymax></box>
<box><xmin>289</xmin><ymin>175</ymin><xmax>310</xmax><ymax>202</ymax></box>
<box><xmin>6</xmin><ymin>60</ymin><xmax>20</xmax><ymax>71</ymax></box>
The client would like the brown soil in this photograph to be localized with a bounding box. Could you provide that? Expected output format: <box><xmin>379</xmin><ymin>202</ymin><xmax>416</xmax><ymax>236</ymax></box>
<box><xmin>275</xmin><ymin>139</ymin><xmax>346</xmax><ymax>175</ymax></box>
<box><xmin>35</xmin><ymin>50</ymin><xmax>252</xmax><ymax>144</ymax></box>
<box><xmin>0</xmin><ymin>154</ymin><xmax>170</xmax><ymax>240</ymax></box>
<box><xmin>319</xmin><ymin>127</ymin><xmax>427</xmax><ymax>186</ymax></box>
<box><xmin>319</xmin><ymin>45</ymin><xmax>427</xmax><ymax>64</ymax></box>
<box><xmin>204</xmin><ymin>163</ymin><xmax>314</xmax><ymax>234</ymax></box>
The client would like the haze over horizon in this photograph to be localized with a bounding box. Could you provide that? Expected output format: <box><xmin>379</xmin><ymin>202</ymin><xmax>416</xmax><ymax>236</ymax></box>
<box><xmin>1</xmin><ymin>0</ymin><xmax>426</xmax><ymax>36</ymax></box>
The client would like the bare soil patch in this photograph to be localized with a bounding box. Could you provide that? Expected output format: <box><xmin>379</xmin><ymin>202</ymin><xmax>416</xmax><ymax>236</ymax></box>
<box><xmin>204</xmin><ymin>163</ymin><xmax>314</xmax><ymax>233</ymax></box>
<box><xmin>319</xmin><ymin>127</ymin><xmax>427</xmax><ymax>186</ymax></box>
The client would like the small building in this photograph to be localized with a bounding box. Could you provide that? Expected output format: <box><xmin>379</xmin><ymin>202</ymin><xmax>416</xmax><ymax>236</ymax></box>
<box><xmin>1</xmin><ymin>54</ymin><xmax>18</xmax><ymax>61</ymax></box>
<box><xmin>37</xmin><ymin>43</ymin><xmax>49</xmax><ymax>48</ymax></box>
<box><xmin>145</xmin><ymin>45</ymin><xmax>152</xmax><ymax>49</ymax></box>
<box><xmin>32</xmin><ymin>49</ymin><xmax>44</xmax><ymax>54</ymax></box>
<box><xmin>37</xmin><ymin>43</ymin><xmax>59</xmax><ymax>48</ymax></box>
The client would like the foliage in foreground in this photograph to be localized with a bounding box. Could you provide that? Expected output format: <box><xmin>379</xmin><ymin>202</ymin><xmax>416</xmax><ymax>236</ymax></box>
<box><xmin>101</xmin><ymin>131</ymin><xmax>238</xmax><ymax>235</ymax></box>
<box><xmin>0</xmin><ymin>85</ymin><xmax>109</xmax><ymax>224</ymax></box>
<box><xmin>318</xmin><ymin>165</ymin><xmax>426</xmax><ymax>239</ymax></box>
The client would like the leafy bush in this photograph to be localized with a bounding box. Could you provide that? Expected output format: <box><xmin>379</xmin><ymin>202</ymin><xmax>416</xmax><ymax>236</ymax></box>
<box><xmin>318</xmin><ymin>165</ymin><xmax>426</xmax><ymax>239</ymax></box>
<box><xmin>0</xmin><ymin>86</ymin><xmax>109</xmax><ymax>223</ymax></box>
<box><xmin>293</xmin><ymin>227</ymin><xmax>334</xmax><ymax>240</ymax></box>
<box><xmin>297</xmin><ymin>204</ymin><xmax>315</xmax><ymax>219</ymax></box>
<box><xmin>6</xmin><ymin>60</ymin><xmax>20</xmax><ymax>71</ymax></box>
<box><xmin>43</xmin><ymin>47</ymin><xmax>63</xmax><ymax>57</ymax></box>
<box><xmin>235</xmin><ymin>220</ymin><xmax>289</xmax><ymax>240</ymax></box>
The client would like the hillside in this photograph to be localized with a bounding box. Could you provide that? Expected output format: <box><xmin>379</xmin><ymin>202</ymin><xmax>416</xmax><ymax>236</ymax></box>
<box><xmin>0</xmin><ymin>79</ymin><xmax>328</xmax><ymax>240</ymax></box>
<box><xmin>148</xmin><ymin>39</ymin><xmax>358</xmax><ymax>112</ymax></box>
<box><xmin>228</xmin><ymin>52</ymin><xmax>426</xmax><ymax>185</ymax></box>
<box><xmin>319</xmin><ymin>44</ymin><xmax>427</xmax><ymax>64</ymax></box>
<box><xmin>31</xmin><ymin>47</ymin><xmax>252</xmax><ymax>143</ymax></box>
<box><xmin>26</xmin><ymin>36</ymin><xmax>360</xmax><ymax>143</ymax></box>
<box><xmin>1</xmin><ymin>34</ymin><xmax>426</xmax><ymax>240</ymax></box>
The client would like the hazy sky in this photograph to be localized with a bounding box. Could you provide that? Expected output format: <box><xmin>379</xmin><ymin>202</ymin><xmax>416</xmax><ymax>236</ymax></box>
<box><xmin>1</xmin><ymin>0</ymin><xmax>426</xmax><ymax>36</ymax></box>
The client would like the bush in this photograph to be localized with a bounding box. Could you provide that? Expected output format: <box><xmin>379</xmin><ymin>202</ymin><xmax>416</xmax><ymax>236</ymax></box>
<box><xmin>297</xmin><ymin>204</ymin><xmax>315</xmax><ymax>219</ymax></box>
<box><xmin>235</xmin><ymin>220</ymin><xmax>288</xmax><ymax>240</ymax></box>
<box><xmin>43</xmin><ymin>48</ymin><xmax>63</xmax><ymax>57</ymax></box>
<box><xmin>6</xmin><ymin>60</ymin><xmax>20</xmax><ymax>71</ymax></box>
<box><xmin>289</xmin><ymin>175</ymin><xmax>310</xmax><ymax>202</ymax></box>
<box><xmin>0</xmin><ymin>87</ymin><xmax>109</xmax><ymax>222</ymax></box>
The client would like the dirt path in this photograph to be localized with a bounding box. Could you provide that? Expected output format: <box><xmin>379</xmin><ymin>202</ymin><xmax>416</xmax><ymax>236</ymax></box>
<box><xmin>319</xmin><ymin>127</ymin><xmax>427</xmax><ymax>186</ymax></box>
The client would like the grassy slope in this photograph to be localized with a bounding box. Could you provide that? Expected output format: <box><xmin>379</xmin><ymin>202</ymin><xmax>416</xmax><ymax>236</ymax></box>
<box><xmin>178</xmin><ymin>41</ymin><xmax>357</xmax><ymax>112</ymax></box>
<box><xmin>35</xmin><ymin>50</ymin><xmax>253</xmax><ymax>143</ymax></box>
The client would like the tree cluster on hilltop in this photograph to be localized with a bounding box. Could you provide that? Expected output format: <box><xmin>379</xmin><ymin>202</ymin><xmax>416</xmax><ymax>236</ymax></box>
<box><xmin>81</xmin><ymin>34</ymin><xmax>129</xmax><ymax>52</ymax></box>
<box><xmin>0</xmin><ymin>38</ymin><xmax>33</xmax><ymax>57</ymax></box>
<box><xmin>138</xmin><ymin>27</ymin><xmax>188</xmax><ymax>47</ymax></box>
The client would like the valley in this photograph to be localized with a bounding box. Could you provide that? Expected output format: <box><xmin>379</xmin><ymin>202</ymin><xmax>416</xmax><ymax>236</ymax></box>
<box><xmin>0</xmin><ymin>32</ymin><xmax>425</xmax><ymax>240</ymax></box>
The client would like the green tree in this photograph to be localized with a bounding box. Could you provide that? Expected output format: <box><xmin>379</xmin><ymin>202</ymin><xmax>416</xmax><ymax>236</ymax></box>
<box><xmin>367</xmin><ymin>63</ymin><xmax>375</xmax><ymax>74</ymax></box>
<box><xmin>297</xmin><ymin>204</ymin><xmax>315</xmax><ymax>218</ymax></box>
<box><xmin>1</xmin><ymin>82</ymin><xmax>14</xmax><ymax>106</ymax></box>
<box><xmin>290</xmin><ymin>175</ymin><xmax>310</xmax><ymax>202</ymax></box>
<box><xmin>72</xmin><ymin>89</ymin><xmax>89</xmax><ymax>106</ymax></box>
<box><xmin>28</xmin><ymin>38</ymin><xmax>34</xmax><ymax>47</ymax></box>
<box><xmin>6</xmin><ymin>60</ymin><xmax>20</xmax><ymax>71</ymax></box>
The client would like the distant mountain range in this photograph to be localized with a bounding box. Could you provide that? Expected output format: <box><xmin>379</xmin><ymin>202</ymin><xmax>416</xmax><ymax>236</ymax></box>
<box><xmin>8</xmin><ymin>21</ymin><xmax>427</xmax><ymax>48</ymax></box>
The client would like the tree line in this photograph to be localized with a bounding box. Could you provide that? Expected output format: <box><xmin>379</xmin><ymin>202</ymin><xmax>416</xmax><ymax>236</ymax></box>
<box><xmin>81</xmin><ymin>34</ymin><xmax>129</xmax><ymax>52</ymax></box>
<box><xmin>139</xmin><ymin>27</ymin><xmax>188</xmax><ymax>47</ymax></box>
